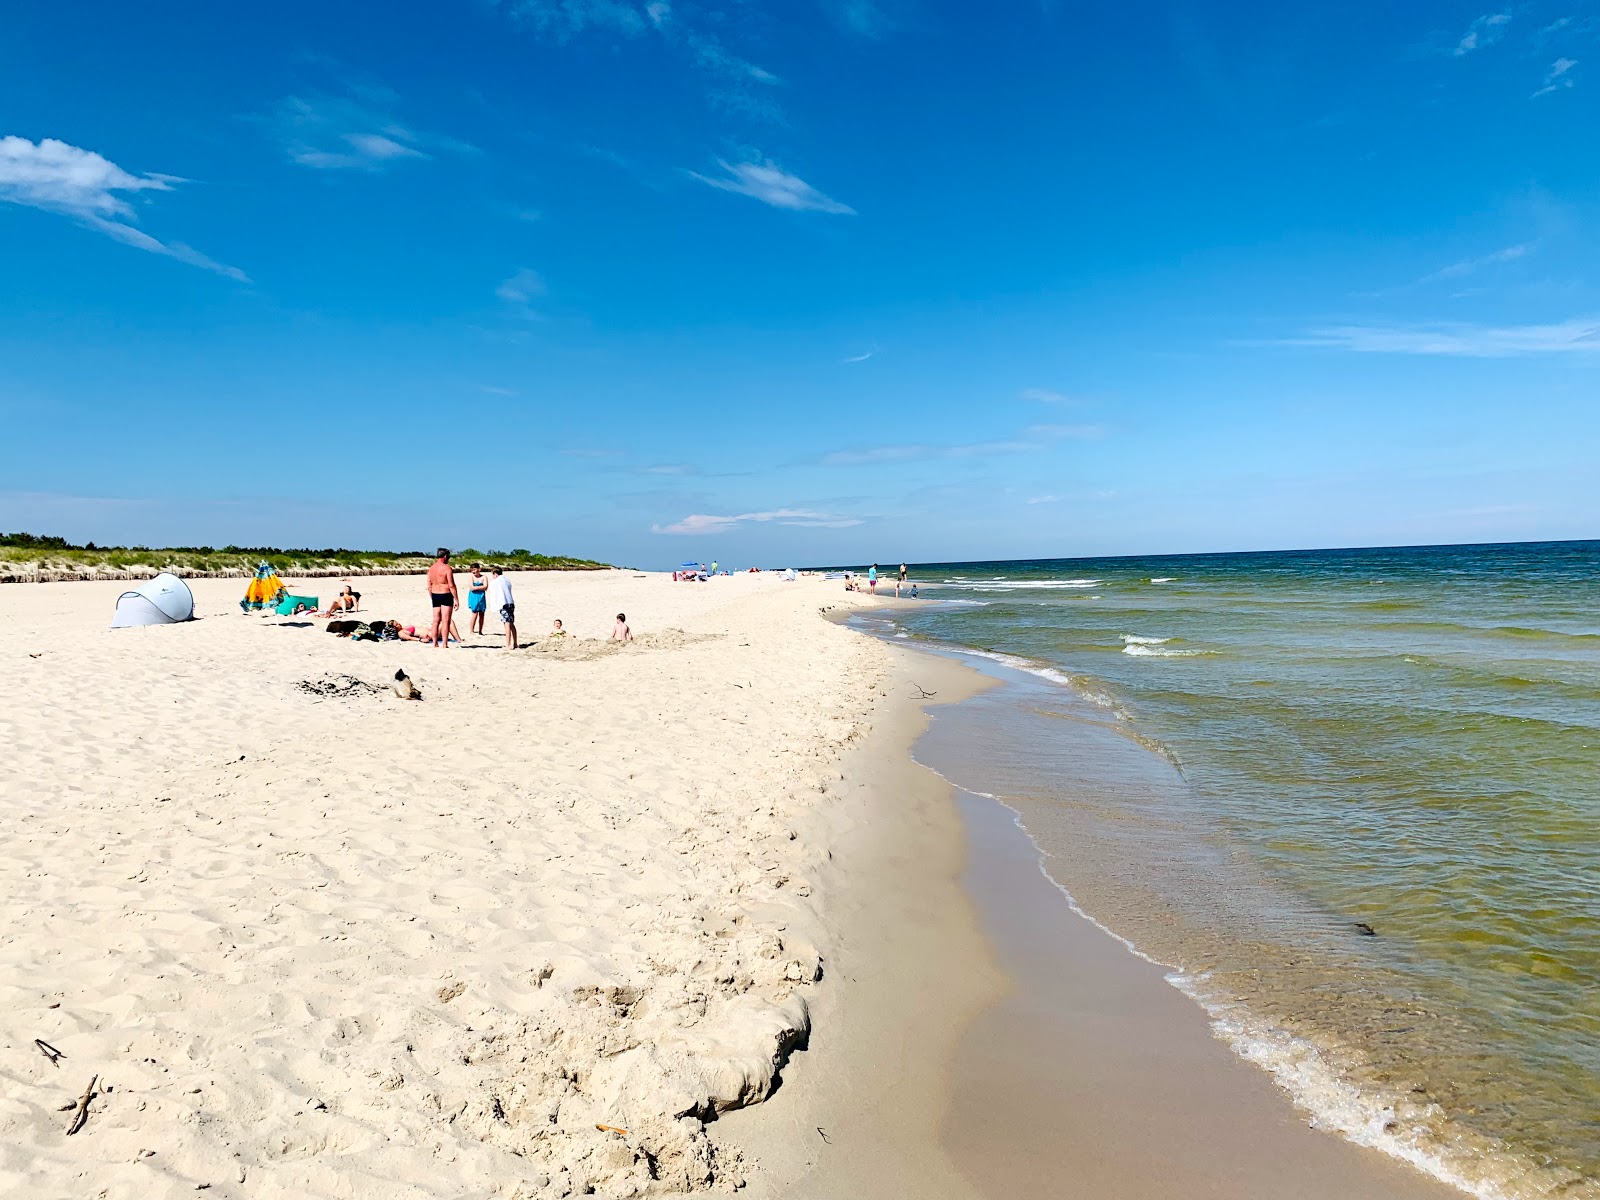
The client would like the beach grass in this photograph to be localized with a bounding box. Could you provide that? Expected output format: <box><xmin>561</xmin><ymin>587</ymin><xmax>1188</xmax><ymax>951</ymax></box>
<box><xmin>0</xmin><ymin>532</ymin><xmax>611</xmax><ymax>582</ymax></box>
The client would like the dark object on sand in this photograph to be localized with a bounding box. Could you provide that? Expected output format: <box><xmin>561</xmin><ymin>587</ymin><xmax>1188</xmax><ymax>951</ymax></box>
<box><xmin>296</xmin><ymin>674</ymin><xmax>384</xmax><ymax>699</ymax></box>
<box><xmin>1353</xmin><ymin>922</ymin><xmax>1377</xmax><ymax>937</ymax></box>
<box><xmin>392</xmin><ymin>668</ymin><xmax>422</xmax><ymax>701</ymax></box>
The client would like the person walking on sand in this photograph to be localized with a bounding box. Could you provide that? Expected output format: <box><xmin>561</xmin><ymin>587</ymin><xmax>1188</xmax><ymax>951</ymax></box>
<box><xmin>868</xmin><ymin>563</ymin><xmax>879</xmax><ymax>594</ymax></box>
<box><xmin>899</xmin><ymin>562</ymin><xmax>908</xmax><ymax>583</ymax></box>
<box><xmin>612</xmin><ymin>612</ymin><xmax>633</xmax><ymax>641</ymax></box>
<box><xmin>488</xmin><ymin>566</ymin><xmax>516</xmax><ymax>650</ymax></box>
<box><xmin>427</xmin><ymin>548</ymin><xmax>458</xmax><ymax>649</ymax></box>
<box><xmin>466</xmin><ymin>564</ymin><xmax>489</xmax><ymax>636</ymax></box>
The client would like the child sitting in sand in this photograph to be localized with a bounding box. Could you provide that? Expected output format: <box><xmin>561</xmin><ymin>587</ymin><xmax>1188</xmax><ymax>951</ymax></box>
<box><xmin>611</xmin><ymin>613</ymin><xmax>633</xmax><ymax>642</ymax></box>
<box><xmin>549</xmin><ymin>618</ymin><xmax>566</xmax><ymax>638</ymax></box>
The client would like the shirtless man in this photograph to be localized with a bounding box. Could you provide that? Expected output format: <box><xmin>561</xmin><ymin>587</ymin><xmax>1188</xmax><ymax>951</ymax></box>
<box><xmin>426</xmin><ymin>548</ymin><xmax>458</xmax><ymax>649</ymax></box>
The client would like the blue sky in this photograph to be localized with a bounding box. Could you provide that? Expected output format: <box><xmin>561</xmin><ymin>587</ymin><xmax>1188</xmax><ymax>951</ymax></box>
<box><xmin>3</xmin><ymin>0</ymin><xmax>1598</xmax><ymax>567</ymax></box>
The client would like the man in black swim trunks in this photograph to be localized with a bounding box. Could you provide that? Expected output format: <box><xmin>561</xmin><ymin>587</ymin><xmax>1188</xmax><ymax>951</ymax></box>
<box><xmin>426</xmin><ymin>548</ymin><xmax>458</xmax><ymax>649</ymax></box>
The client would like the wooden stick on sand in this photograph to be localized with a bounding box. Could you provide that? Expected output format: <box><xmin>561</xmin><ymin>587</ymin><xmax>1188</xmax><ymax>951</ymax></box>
<box><xmin>66</xmin><ymin>1075</ymin><xmax>98</xmax><ymax>1136</ymax></box>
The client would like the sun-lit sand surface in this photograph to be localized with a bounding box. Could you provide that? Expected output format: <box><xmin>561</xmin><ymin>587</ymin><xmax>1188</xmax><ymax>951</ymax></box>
<box><xmin>0</xmin><ymin>570</ymin><xmax>891</xmax><ymax>1198</ymax></box>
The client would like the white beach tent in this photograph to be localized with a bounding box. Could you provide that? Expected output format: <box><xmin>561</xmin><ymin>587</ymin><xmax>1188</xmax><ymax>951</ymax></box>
<box><xmin>110</xmin><ymin>572</ymin><xmax>195</xmax><ymax>628</ymax></box>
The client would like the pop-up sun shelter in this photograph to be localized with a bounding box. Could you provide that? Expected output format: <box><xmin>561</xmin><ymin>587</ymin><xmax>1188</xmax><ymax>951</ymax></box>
<box><xmin>110</xmin><ymin>572</ymin><xmax>195</xmax><ymax>628</ymax></box>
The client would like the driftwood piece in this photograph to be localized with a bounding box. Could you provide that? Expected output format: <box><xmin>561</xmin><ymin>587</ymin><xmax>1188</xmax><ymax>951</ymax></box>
<box><xmin>34</xmin><ymin>1039</ymin><xmax>64</xmax><ymax>1067</ymax></box>
<box><xmin>66</xmin><ymin>1075</ymin><xmax>98</xmax><ymax>1136</ymax></box>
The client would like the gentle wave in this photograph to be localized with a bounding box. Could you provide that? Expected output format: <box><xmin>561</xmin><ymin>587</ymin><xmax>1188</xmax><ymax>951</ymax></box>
<box><xmin>1123</xmin><ymin>643</ymin><xmax>1208</xmax><ymax>657</ymax></box>
<box><xmin>1121</xmin><ymin>634</ymin><xmax>1172</xmax><ymax>645</ymax></box>
<box><xmin>932</xmin><ymin>578</ymin><xmax>1101</xmax><ymax>590</ymax></box>
<box><xmin>1149</xmin><ymin>577</ymin><xmax>1176</xmax><ymax>583</ymax></box>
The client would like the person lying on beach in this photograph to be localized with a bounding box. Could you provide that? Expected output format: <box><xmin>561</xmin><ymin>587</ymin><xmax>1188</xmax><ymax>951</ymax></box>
<box><xmin>394</xmin><ymin>623</ymin><xmax>434</xmax><ymax>644</ymax></box>
<box><xmin>549</xmin><ymin>618</ymin><xmax>566</xmax><ymax>638</ymax></box>
<box><xmin>611</xmin><ymin>613</ymin><xmax>633</xmax><ymax>642</ymax></box>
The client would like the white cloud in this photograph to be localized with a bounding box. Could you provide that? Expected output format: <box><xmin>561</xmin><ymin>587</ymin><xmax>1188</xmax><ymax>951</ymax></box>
<box><xmin>1282</xmin><ymin>316</ymin><xmax>1600</xmax><ymax>356</ymax></box>
<box><xmin>652</xmin><ymin>507</ymin><xmax>862</xmax><ymax>535</ymax></box>
<box><xmin>1019</xmin><ymin>387</ymin><xmax>1080</xmax><ymax>404</ymax></box>
<box><xmin>1026</xmin><ymin>494</ymin><xmax>1063</xmax><ymax>505</ymax></box>
<box><xmin>501</xmin><ymin>1</ymin><xmax>781</xmax><ymax>119</ymax></box>
<box><xmin>1419</xmin><ymin>242</ymin><xmax>1532</xmax><ymax>282</ymax></box>
<box><xmin>1026</xmin><ymin>423</ymin><xmax>1106</xmax><ymax>440</ymax></box>
<box><xmin>691</xmin><ymin>159</ymin><xmax>854</xmax><ymax>214</ymax></box>
<box><xmin>639</xmin><ymin>464</ymin><xmax>696</xmax><ymax>475</ymax></box>
<box><xmin>842</xmin><ymin>344</ymin><xmax>878</xmax><ymax>363</ymax></box>
<box><xmin>834</xmin><ymin>0</ymin><xmax>892</xmax><ymax>38</ymax></box>
<box><xmin>496</xmin><ymin>267</ymin><xmax>547</xmax><ymax>305</ymax></box>
<box><xmin>822</xmin><ymin>424</ymin><xmax>1103</xmax><ymax>465</ymax></box>
<box><xmin>271</xmin><ymin>89</ymin><xmax>473</xmax><ymax>171</ymax></box>
<box><xmin>0</xmin><ymin>135</ymin><xmax>245</xmax><ymax>279</ymax></box>
<box><xmin>1454</xmin><ymin>11</ymin><xmax>1511</xmax><ymax>55</ymax></box>
<box><xmin>1533</xmin><ymin>57</ymin><xmax>1578</xmax><ymax>97</ymax></box>
<box><xmin>501</xmin><ymin>0</ymin><xmax>648</xmax><ymax>40</ymax></box>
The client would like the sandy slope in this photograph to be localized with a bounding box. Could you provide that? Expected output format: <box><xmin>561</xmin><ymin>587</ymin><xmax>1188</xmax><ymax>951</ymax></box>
<box><xmin>0</xmin><ymin>570</ymin><xmax>889</xmax><ymax>1199</ymax></box>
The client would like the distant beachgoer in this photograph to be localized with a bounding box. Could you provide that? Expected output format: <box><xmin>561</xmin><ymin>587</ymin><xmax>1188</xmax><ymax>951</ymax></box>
<box><xmin>868</xmin><ymin>563</ymin><xmax>879</xmax><ymax>594</ymax></box>
<box><xmin>427</xmin><ymin>548</ymin><xmax>457</xmax><ymax>649</ymax></box>
<box><xmin>894</xmin><ymin>578</ymin><xmax>902</xmax><ymax>598</ymax></box>
<box><xmin>549</xmin><ymin>618</ymin><xmax>566</xmax><ymax>638</ymax></box>
<box><xmin>899</xmin><ymin>563</ymin><xmax>908</xmax><ymax>582</ymax></box>
<box><xmin>488</xmin><ymin>566</ymin><xmax>516</xmax><ymax>650</ymax></box>
<box><xmin>910</xmin><ymin>584</ymin><xmax>919</xmax><ymax>598</ymax></box>
<box><xmin>612</xmin><ymin>612</ymin><xmax>633</xmax><ymax>642</ymax></box>
<box><xmin>466</xmin><ymin>564</ymin><xmax>488</xmax><ymax>635</ymax></box>
<box><xmin>711</xmin><ymin>560</ymin><xmax>719</xmax><ymax>575</ymax></box>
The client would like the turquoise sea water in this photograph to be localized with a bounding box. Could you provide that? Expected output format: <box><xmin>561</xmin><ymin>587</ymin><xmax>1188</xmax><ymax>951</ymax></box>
<box><xmin>855</xmin><ymin>542</ymin><xmax>1600</xmax><ymax>1198</ymax></box>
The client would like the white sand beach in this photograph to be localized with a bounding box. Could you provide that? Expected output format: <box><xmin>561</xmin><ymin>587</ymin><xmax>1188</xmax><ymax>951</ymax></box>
<box><xmin>1</xmin><ymin>569</ymin><xmax>1482</xmax><ymax>1200</ymax></box>
<box><xmin>0</xmin><ymin>571</ymin><xmax>899</xmax><ymax>1198</ymax></box>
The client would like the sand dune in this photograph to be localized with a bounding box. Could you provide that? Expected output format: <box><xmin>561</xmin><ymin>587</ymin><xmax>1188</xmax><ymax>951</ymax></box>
<box><xmin>0</xmin><ymin>571</ymin><xmax>888</xmax><ymax>1198</ymax></box>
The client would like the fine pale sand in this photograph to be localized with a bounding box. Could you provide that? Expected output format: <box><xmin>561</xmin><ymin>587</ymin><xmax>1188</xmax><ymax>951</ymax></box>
<box><xmin>2</xmin><ymin>571</ymin><xmax>1473</xmax><ymax>1200</ymax></box>
<box><xmin>0</xmin><ymin>571</ymin><xmax>898</xmax><ymax>1198</ymax></box>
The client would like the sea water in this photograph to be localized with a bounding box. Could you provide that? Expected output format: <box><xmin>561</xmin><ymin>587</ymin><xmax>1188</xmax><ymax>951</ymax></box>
<box><xmin>854</xmin><ymin>542</ymin><xmax>1600</xmax><ymax>1199</ymax></box>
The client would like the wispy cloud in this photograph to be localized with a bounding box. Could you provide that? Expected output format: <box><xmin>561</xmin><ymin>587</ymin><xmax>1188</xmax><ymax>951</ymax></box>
<box><xmin>842</xmin><ymin>344</ymin><xmax>878</xmax><ymax>363</ymax></box>
<box><xmin>822</xmin><ymin>423</ymin><xmax>1102</xmax><ymax>465</ymax></box>
<box><xmin>1533</xmin><ymin>57</ymin><xmax>1578</xmax><ymax>97</ymax></box>
<box><xmin>639</xmin><ymin>463</ymin><xmax>696</xmax><ymax>475</ymax></box>
<box><xmin>1019</xmin><ymin>387</ymin><xmax>1079</xmax><ymax>404</ymax></box>
<box><xmin>691</xmin><ymin>158</ymin><xmax>854</xmax><ymax>214</ymax></box>
<box><xmin>832</xmin><ymin>0</ymin><xmax>894</xmax><ymax>38</ymax></box>
<box><xmin>1418</xmin><ymin>242</ymin><xmax>1532</xmax><ymax>283</ymax></box>
<box><xmin>1026</xmin><ymin>494</ymin><xmax>1063</xmax><ymax>505</ymax></box>
<box><xmin>562</xmin><ymin>447</ymin><xmax>627</xmax><ymax>458</ymax></box>
<box><xmin>496</xmin><ymin>267</ymin><xmax>546</xmax><ymax>317</ymax></box>
<box><xmin>1454</xmin><ymin>11</ymin><xmax>1511</xmax><ymax>55</ymax></box>
<box><xmin>1282</xmin><ymin>316</ymin><xmax>1600</xmax><ymax>356</ymax></box>
<box><xmin>652</xmin><ymin>507</ymin><xmax>862</xmax><ymax>535</ymax></box>
<box><xmin>480</xmin><ymin>384</ymin><xmax>519</xmax><ymax>396</ymax></box>
<box><xmin>271</xmin><ymin>86</ymin><xmax>474</xmax><ymax>171</ymax></box>
<box><xmin>0</xmin><ymin>135</ymin><xmax>246</xmax><ymax>280</ymax></box>
<box><xmin>499</xmin><ymin>1</ymin><xmax>782</xmax><ymax>120</ymax></box>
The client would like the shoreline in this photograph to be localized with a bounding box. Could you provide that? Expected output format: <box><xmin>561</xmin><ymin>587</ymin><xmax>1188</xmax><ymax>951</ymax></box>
<box><xmin>734</xmin><ymin>616</ymin><xmax>1474</xmax><ymax>1199</ymax></box>
<box><xmin>709</xmin><ymin>644</ymin><xmax>1004</xmax><ymax>1198</ymax></box>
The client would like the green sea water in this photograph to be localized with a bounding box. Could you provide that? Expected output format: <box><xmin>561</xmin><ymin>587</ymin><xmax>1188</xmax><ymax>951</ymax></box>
<box><xmin>864</xmin><ymin>541</ymin><xmax>1600</xmax><ymax>1198</ymax></box>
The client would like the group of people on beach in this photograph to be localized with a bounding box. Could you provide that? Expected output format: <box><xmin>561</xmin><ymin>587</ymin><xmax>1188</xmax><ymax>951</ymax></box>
<box><xmin>420</xmin><ymin>548</ymin><xmax>630</xmax><ymax>650</ymax></box>
<box><xmin>845</xmin><ymin>562</ymin><xmax>916</xmax><ymax>598</ymax></box>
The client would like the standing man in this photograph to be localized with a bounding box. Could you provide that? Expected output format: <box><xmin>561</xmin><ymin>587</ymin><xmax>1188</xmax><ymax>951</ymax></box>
<box><xmin>868</xmin><ymin>563</ymin><xmax>879</xmax><ymax>594</ymax></box>
<box><xmin>427</xmin><ymin>548</ymin><xmax>458</xmax><ymax>649</ymax></box>
<box><xmin>899</xmin><ymin>562</ymin><xmax>908</xmax><ymax>583</ymax></box>
<box><xmin>488</xmin><ymin>566</ymin><xmax>517</xmax><ymax>650</ymax></box>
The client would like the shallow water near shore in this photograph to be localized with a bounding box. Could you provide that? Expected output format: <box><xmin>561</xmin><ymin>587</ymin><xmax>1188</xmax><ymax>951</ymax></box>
<box><xmin>849</xmin><ymin>540</ymin><xmax>1600</xmax><ymax>1199</ymax></box>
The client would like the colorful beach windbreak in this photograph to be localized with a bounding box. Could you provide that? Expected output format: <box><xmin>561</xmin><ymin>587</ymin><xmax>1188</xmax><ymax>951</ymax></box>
<box><xmin>855</xmin><ymin>541</ymin><xmax>1600</xmax><ymax>1200</ymax></box>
